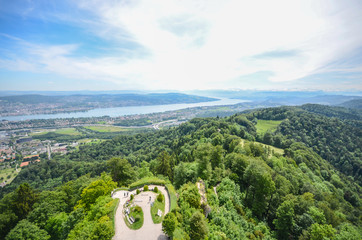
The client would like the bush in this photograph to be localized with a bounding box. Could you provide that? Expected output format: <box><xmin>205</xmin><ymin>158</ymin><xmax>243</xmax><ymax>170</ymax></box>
<box><xmin>135</xmin><ymin>216</ymin><xmax>141</xmax><ymax>222</ymax></box>
<box><xmin>134</xmin><ymin>206</ymin><xmax>142</xmax><ymax>213</ymax></box>
<box><xmin>130</xmin><ymin>194</ymin><xmax>134</xmax><ymax>200</ymax></box>
<box><xmin>154</xmin><ymin>186</ymin><xmax>158</xmax><ymax>193</ymax></box>
<box><xmin>157</xmin><ymin>193</ymin><xmax>164</xmax><ymax>202</ymax></box>
<box><xmin>136</xmin><ymin>189</ymin><xmax>140</xmax><ymax>194</ymax></box>
<box><xmin>144</xmin><ymin>185</ymin><xmax>148</xmax><ymax>191</ymax></box>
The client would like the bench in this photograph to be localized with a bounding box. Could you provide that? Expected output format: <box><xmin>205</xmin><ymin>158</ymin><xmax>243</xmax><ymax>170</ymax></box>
<box><xmin>127</xmin><ymin>216</ymin><xmax>135</xmax><ymax>224</ymax></box>
<box><xmin>124</xmin><ymin>208</ymin><xmax>130</xmax><ymax>215</ymax></box>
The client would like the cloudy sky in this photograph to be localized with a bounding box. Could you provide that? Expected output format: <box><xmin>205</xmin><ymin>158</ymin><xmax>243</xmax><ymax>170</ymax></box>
<box><xmin>1</xmin><ymin>0</ymin><xmax>362</xmax><ymax>91</ymax></box>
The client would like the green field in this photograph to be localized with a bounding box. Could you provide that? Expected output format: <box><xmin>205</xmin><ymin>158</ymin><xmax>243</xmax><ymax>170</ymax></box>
<box><xmin>255</xmin><ymin>120</ymin><xmax>283</xmax><ymax>134</ymax></box>
<box><xmin>77</xmin><ymin>138</ymin><xmax>104</xmax><ymax>144</ymax></box>
<box><xmin>84</xmin><ymin>125</ymin><xmax>126</xmax><ymax>132</ymax></box>
<box><xmin>0</xmin><ymin>166</ymin><xmax>20</xmax><ymax>184</ymax></box>
<box><xmin>32</xmin><ymin>128</ymin><xmax>82</xmax><ymax>136</ymax></box>
<box><xmin>55</xmin><ymin>128</ymin><xmax>82</xmax><ymax>135</ymax></box>
<box><xmin>240</xmin><ymin>138</ymin><xmax>284</xmax><ymax>156</ymax></box>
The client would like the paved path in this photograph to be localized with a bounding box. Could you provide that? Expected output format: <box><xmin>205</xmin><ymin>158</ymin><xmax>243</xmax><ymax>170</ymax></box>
<box><xmin>112</xmin><ymin>185</ymin><xmax>170</xmax><ymax>240</ymax></box>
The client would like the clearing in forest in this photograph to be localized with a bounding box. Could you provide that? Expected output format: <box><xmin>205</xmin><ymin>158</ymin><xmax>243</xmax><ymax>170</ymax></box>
<box><xmin>255</xmin><ymin>120</ymin><xmax>283</xmax><ymax>134</ymax></box>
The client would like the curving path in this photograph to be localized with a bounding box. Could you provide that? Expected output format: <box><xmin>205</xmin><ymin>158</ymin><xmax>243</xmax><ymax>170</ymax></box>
<box><xmin>112</xmin><ymin>185</ymin><xmax>169</xmax><ymax>240</ymax></box>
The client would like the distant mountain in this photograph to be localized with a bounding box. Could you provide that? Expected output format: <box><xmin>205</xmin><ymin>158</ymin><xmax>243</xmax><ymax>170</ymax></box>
<box><xmin>188</xmin><ymin>89</ymin><xmax>362</xmax><ymax>105</ymax></box>
<box><xmin>338</xmin><ymin>98</ymin><xmax>362</xmax><ymax>109</ymax></box>
<box><xmin>0</xmin><ymin>93</ymin><xmax>217</xmax><ymax>117</ymax></box>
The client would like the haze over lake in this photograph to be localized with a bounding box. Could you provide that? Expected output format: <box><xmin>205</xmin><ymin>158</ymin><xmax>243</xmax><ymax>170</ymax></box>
<box><xmin>2</xmin><ymin>98</ymin><xmax>246</xmax><ymax>121</ymax></box>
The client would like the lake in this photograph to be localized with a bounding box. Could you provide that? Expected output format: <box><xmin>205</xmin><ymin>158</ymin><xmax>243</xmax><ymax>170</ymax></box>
<box><xmin>1</xmin><ymin>98</ymin><xmax>247</xmax><ymax>121</ymax></box>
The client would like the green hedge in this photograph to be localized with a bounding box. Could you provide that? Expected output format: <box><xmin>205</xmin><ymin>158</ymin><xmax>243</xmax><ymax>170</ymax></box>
<box><xmin>127</xmin><ymin>177</ymin><xmax>178</xmax><ymax>212</ymax></box>
<box><xmin>165</xmin><ymin>183</ymin><xmax>177</xmax><ymax>211</ymax></box>
<box><xmin>128</xmin><ymin>177</ymin><xmax>166</xmax><ymax>190</ymax></box>
<box><xmin>111</xmin><ymin>198</ymin><xmax>120</xmax><ymax>230</ymax></box>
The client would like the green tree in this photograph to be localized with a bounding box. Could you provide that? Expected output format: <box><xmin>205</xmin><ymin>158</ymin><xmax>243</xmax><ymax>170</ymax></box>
<box><xmin>273</xmin><ymin>200</ymin><xmax>295</xmax><ymax>240</ymax></box>
<box><xmin>178</xmin><ymin>183</ymin><xmax>201</xmax><ymax>209</ymax></box>
<box><xmin>244</xmin><ymin>161</ymin><xmax>275</xmax><ymax>217</ymax></box>
<box><xmin>162</xmin><ymin>212</ymin><xmax>177</xmax><ymax>237</ymax></box>
<box><xmin>174</xmin><ymin>161</ymin><xmax>198</xmax><ymax>189</ymax></box>
<box><xmin>308</xmin><ymin>206</ymin><xmax>326</xmax><ymax>224</ymax></box>
<box><xmin>156</xmin><ymin>151</ymin><xmax>173</xmax><ymax>180</ymax></box>
<box><xmin>45</xmin><ymin>212</ymin><xmax>68</xmax><ymax>240</ymax></box>
<box><xmin>210</xmin><ymin>145</ymin><xmax>224</xmax><ymax>169</ymax></box>
<box><xmin>6</xmin><ymin>219</ymin><xmax>50</xmax><ymax>240</ymax></box>
<box><xmin>189</xmin><ymin>211</ymin><xmax>208</xmax><ymax>240</ymax></box>
<box><xmin>75</xmin><ymin>174</ymin><xmax>117</xmax><ymax>210</ymax></box>
<box><xmin>194</xmin><ymin>143</ymin><xmax>212</xmax><ymax>181</ymax></box>
<box><xmin>0</xmin><ymin>211</ymin><xmax>18</xmax><ymax>239</ymax></box>
<box><xmin>107</xmin><ymin>157</ymin><xmax>135</xmax><ymax>186</ymax></box>
<box><xmin>12</xmin><ymin>183</ymin><xmax>38</xmax><ymax>219</ymax></box>
<box><xmin>309</xmin><ymin>223</ymin><xmax>336</xmax><ymax>240</ymax></box>
<box><xmin>335</xmin><ymin>223</ymin><xmax>362</xmax><ymax>240</ymax></box>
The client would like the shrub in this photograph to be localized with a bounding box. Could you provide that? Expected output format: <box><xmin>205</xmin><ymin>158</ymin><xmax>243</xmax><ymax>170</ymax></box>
<box><xmin>157</xmin><ymin>193</ymin><xmax>164</xmax><ymax>202</ymax></box>
<box><xmin>144</xmin><ymin>185</ymin><xmax>148</xmax><ymax>191</ymax></box>
<box><xmin>130</xmin><ymin>194</ymin><xmax>134</xmax><ymax>200</ymax></box>
<box><xmin>136</xmin><ymin>189</ymin><xmax>140</xmax><ymax>194</ymax></box>
<box><xmin>135</xmin><ymin>216</ymin><xmax>141</xmax><ymax>222</ymax></box>
<box><xmin>154</xmin><ymin>187</ymin><xmax>158</xmax><ymax>193</ymax></box>
<box><xmin>134</xmin><ymin>206</ymin><xmax>142</xmax><ymax>213</ymax></box>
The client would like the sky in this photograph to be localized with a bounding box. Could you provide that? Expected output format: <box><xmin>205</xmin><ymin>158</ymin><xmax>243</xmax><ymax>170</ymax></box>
<box><xmin>0</xmin><ymin>0</ymin><xmax>362</xmax><ymax>91</ymax></box>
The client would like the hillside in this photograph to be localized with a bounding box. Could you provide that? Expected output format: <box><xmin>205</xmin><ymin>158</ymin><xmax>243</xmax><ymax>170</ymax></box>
<box><xmin>0</xmin><ymin>105</ymin><xmax>361</xmax><ymax>239</ymax></box>
<box><xmin>338</xmin><ymin>98</ymin><xmax>362</xmax><ymax>109</ymax></box>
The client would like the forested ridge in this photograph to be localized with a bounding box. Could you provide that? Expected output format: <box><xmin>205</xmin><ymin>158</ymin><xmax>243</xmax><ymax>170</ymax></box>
<box><xmin>1</xmin><ymin>104</ymin><xmax>361</xmax><ymax>239</ymax></box>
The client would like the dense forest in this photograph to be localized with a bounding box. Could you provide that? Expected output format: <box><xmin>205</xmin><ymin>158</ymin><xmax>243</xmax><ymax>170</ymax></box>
<box><xmin>1</xmin><ymin>104</ymin><xmax>361</xmax><ymax>239</ymax></box>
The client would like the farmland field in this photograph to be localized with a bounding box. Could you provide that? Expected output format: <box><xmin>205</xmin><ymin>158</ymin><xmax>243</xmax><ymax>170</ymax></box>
<box><xmin>31</xmin><ymin>128</ymin><xmax>82</xmax><ymax>136</ymax></box>
<box><xmin>255</xmin><ymin>120</ymin><xmax>283</xmax><ymax>134</ymax></box>
<box><xmin>84</xmin><ymin>125</ymin><xmax>127</xmax><ymax>132</ymax></box>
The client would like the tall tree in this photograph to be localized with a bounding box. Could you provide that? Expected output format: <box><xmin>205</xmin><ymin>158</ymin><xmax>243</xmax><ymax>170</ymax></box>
<box><xmin>189</xmin><ymin>211</ymin><xmax>208</xmax><ymax>240</ymax></box>
<box><xmin>162</xmin><ymin>212</ymin><xmax>177</xmax><ymax>237</ymax></box>
<box><xmin>107</xmin><ymin>157</ymin><xmax>135</xmax><ymax>186</ymax></box>
<box><xmin>194</xmin><ymin>143</ymin><xmax>212</xmax><ymax>181</ymax></box>
<box><xmin>5</xmin><ymin>219</ymin><xmax>50</xmax><ymax>240</ymax></box>
<box><xmin>156</xmin><ymin>151</ymin><xmax>173</xmax><ymax>180</ymax></box>
<box><xmin>12</xmin><ymin>183</ymin><xmax>38</xmax><ymax>219</ymax></box>
<box><xmin>273</xmin><ymin>200</ymin><xmax>295</xmax><ymax>240</ymax></box>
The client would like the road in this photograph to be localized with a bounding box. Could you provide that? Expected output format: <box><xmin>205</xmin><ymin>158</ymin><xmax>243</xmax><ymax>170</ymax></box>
<box><xmin>112</xmin><ymin>185</ymin><xmax>170</xmax><ymax>240</ymax></box>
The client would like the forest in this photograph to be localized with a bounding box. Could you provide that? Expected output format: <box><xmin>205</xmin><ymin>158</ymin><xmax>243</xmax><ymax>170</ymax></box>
<box><xmin>0</xmin><ymin>104</ymin><xmax>361</xmax><ymax>239</ymax></box>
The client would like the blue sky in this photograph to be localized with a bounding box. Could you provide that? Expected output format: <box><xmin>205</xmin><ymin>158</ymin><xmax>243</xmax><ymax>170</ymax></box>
<box><xmin>0</xmin><ymin>0</ymin><xmax>362</xmax><ymax>91</ymax></box>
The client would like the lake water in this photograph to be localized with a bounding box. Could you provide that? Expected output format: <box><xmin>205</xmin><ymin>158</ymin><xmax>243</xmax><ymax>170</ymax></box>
<box><xmin>1</xmin><ymin>98</ymin><xmax>247</xmax><ymax>121</ymax></box>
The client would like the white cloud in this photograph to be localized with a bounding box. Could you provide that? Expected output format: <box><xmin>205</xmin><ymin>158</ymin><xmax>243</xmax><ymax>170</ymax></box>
<box><xmin>2</xmin><ymin>0</ymin><xmax>362</xmax><ymax>90</ymax></box>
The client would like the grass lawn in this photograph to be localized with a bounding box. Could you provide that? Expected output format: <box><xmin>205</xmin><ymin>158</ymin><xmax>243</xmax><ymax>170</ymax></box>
<box><xmin>239</xmin><ymin>138</ymin><xmax>284</xmax><ymax>156</ymax></box>
<box><xmin>84</xmin><ymin>125</ymin><xmax>126</xmax><ymax>132</ymax></box>
<box><xmin>255</xmin><ymin>120</ymin><xmax>283</xmax><ymax>134</ymax></box>
<box><xmin>151</xmin><ymin>193</ymin><xmax>165</xmax><ymax>224</ymax></box>
<box><xmin>55</xmin><ymin>128</ymin><xmax>82</xmax><ymax>135</ymax></box>
<box><xmin>124</xmin><ymin>205</ymin><xmax>144</xmax><ymax>230</ymax></box>
<box><xmin>0</xmin><ymin>166</ymin><xmax>20</xmax><ymax>184</ymax></box>
<box><xmin>31</xmin><ymin>128</ymin><xmax>82</xmax><ymax>136</ymax></box>
<box><xmin>30</xmin><ymin>129</ymin><xmax>50</xmax><ymax>136</ymax></box>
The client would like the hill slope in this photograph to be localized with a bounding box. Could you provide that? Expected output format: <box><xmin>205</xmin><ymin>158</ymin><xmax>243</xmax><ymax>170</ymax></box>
<box><xmin>0</xmin><ymin>105</ymin><xmax>361</xmax><ymax>239</ymax></box>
